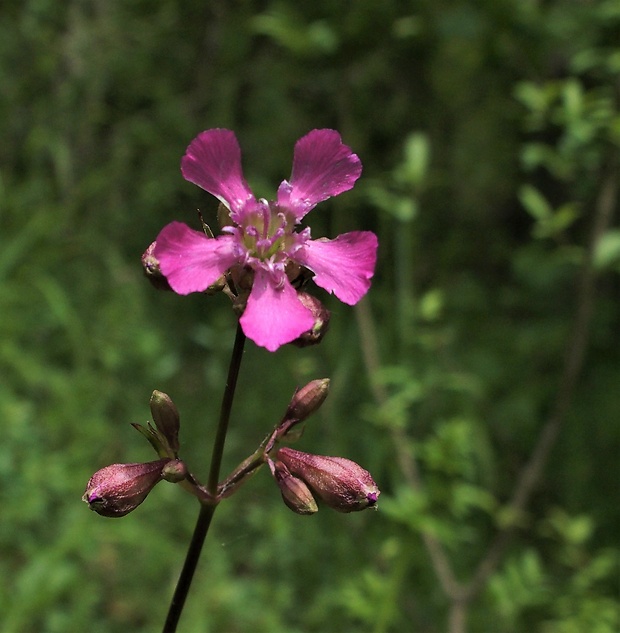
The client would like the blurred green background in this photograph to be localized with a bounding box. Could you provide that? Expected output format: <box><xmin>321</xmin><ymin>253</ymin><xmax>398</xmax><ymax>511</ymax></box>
<box><xmin>1</xmin><ymin>1</ymin><xmax>619</xmax><ymax>632</ymax></box>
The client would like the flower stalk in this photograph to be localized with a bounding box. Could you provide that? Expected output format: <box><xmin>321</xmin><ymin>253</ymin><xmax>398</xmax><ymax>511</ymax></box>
<box><xmin>162</xmin><ymin>323</ymin><xmax>246</xmax><ymax>633</ymax></box>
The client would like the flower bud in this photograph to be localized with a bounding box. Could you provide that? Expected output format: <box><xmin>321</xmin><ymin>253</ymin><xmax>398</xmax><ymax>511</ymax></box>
<box><xmin>83</xmin><ymin>459</ymin><xmax>169</xmax><ymax>518</ymax></box>
<box><xmin>161</xmin><ymin>459</ymin><xmax>188</xmax><ymax>483</ymax></box>
<box><xmin>276</xmin><ymin>448</ymin><xmax>380</xmax><ymax>513</ymax></box>
<box><xmin>286</xmin><ymin>379</ymin><xmax>330</xmax><ymax>422</ymax></box>
<box><xmin>270</xmin><ymin>460</ymin><xmax>318</xmax><ymax>515</ymax></box>
<box><xmin>263</xmin><ymin>379</ymin><xmax>330</xmax><ymax>453</ymax></box>
<box><xmin>290</xmin><ymin>292</ymin><xmax>331</xmax><ymax>347</ymax></box>
<box><xmin>149</xmin><ymin>390</ymin><xmax>180</xmax><ymax>455</ymax></box>
<box><xmin>142</xmin><ymin>241</ymin><xmax>172</xmax><ymax>291</ymax></box>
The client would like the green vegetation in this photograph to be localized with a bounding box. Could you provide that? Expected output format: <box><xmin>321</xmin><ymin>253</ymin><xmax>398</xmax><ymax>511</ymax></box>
<box><xmin>1</xmin><ymin>1</ymin><xmax>618</xmax><ymax>632</ymax></box>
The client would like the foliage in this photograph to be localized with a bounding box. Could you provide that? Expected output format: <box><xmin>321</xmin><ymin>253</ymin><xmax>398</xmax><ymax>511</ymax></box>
<box><xmin>1</xmin><ymin>1</ymin><xmax>618</xmax><ymax>632</ymax></box>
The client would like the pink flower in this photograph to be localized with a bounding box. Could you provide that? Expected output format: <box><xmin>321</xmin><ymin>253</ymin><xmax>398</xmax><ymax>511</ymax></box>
<box><xmin>154</xmin><ymin>129</ymin><xmax>378</xmax><ymax>351</ymax></box>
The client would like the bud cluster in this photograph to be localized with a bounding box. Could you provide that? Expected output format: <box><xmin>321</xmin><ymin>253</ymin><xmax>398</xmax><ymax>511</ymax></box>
<box><xmin>272</xmin><ymin>448</ymin><xmax>379</xmax><ymax>514</ymax></box>
<box><xmin>83</xmin><ymin>391</ymin><xmax>202</xmax><ymax>518</ymax></box>
<box><xmin>83</xmin><ymin>380</ymin><xmax>380</xmax><ymax>521</ymax></box>
<box><xmin>264</xmin><ymin>380</ymin><xmax>380</xmax><ymax>515</ymax></box>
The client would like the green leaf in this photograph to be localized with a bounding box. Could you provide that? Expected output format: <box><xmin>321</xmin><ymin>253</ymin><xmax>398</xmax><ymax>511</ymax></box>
<box><xmin>594</xmin><ymin>229</ymin><xmax>620</xmax><ymax>270</ymax></box>
<box><xmin>519</xmin><ymin>184</ymin><xmax>552</xmax><ymax>222</ymax></box>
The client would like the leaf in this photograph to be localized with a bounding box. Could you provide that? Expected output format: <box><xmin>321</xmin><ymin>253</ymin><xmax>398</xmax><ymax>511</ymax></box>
<box><xmin>519</xmin><ymin>184</ymin><xmax>552</xmax><ymax>222</ymax></box>
<box><xmin>594</xmin><ymin>229</ymin><xmax>620</xmax><ymax>270</ymax></box>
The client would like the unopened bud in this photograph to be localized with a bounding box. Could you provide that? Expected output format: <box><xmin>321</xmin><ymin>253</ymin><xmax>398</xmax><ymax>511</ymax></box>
<box><xmin>161</xmin><ymin>459</ymin><xmax>188</xmax><ymax>483</ymax></box>
<box><xmin>142</xmin><ymin>241</ymin><xmax>172</xmax><ymax>291</ymax></box>
<box><xmin>149</xmin><ymin>390</ymin><xmax>180</xmax><ymax>454</ymax></box>
<box><xmin>290</xmin><ymin>293</ymin><xmax>331</xmax><ymax>347</ymax></box>
<box><xmin>83</xmin><ymin>459</ymin><xmax>169</xmax><ymax>518</ymax></box>
<box><xmin>270</xmin><ymin>460</ymin><xmax>318</xmax><ymax>515</ymax></box>
<box><xmin>276</xmin><ymin>448</ymin><xmax>380</xmax><ymax>513</ymax></box>
<box><xmin>286</xmin><ymin>379</ymin><xmax>330</xmax><ymax>422</ymax></box>
<box><xmin>264</xmin><ymin>379</ymin><xmax>331</xmax><ymax>452</ymax></box>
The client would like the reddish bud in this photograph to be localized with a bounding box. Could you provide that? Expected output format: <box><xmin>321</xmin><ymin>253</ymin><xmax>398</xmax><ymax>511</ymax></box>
<box><xmin>142</xmin><ymin>241</ymin><xmax>172</xmax><ymax>291</ymax></box>
<box><xmin>270</xmin><ymin>460</ymin><xmax>318</xmax><ymax>515</ymax></box>
<box><xmin>276</xmin><ymin>447</ymin><xmax>380</xmax><ymax>513</ymax></box>
<box><xmin>83</xmin><ymin>459</ymin><xmax>169</xmax><ymax>518</ymax></box>
<box><xmin>286</xmin><ymin>379</ymin><xmax>330</xmax><ymax>422</ymax></box>
<box><xmin>290</xmin><ymin>293</ymin><xmax>331</xmax><ymax>347</ymax></box>
<box><xmin>263</xmin><ymin>379</ymin><xmax>330</xmax><ymax>453</ymax></box>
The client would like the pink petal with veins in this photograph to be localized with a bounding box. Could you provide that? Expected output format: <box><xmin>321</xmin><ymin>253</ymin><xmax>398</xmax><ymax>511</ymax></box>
<box><xmin>153</xmin><ymin>221</ymin><xmax>238</xmax><ymax>294</ymax></box>
<box><xmin>181</xmin><ymin>129</ymin><xmax>255</xmax><ymax>217</ymax></box>
<box><xmin>278</xmin><ymin>129</ymin><xmax>362</xmax><ymax>220</ymax></box>
<box><xmin>295</xmin><ymin>231</ymin><xmax>378</xmax><ymax>305</ymax></box>
<box><xmin>240</xmin><ymin>269</ymin><xmax>315</xmax><ymax>351</ymax></box>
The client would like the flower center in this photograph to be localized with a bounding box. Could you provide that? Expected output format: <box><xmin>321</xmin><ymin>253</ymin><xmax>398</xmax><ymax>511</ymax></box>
<box><xmin>239</xmin><ymin>200</ymin><xmax>296</xmax><ymax>261</ymax></box>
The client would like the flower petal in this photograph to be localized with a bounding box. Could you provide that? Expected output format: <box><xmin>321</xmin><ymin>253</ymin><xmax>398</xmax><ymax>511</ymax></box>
<box><xmin>153</xmin><ymin>221</ymin><xmax>238</xmax><ymax>294</ymax></box>
<box><xmin>181</xmin><ymin>129</ymin><xmax>255</xmax><ymax>217</ymax></box>
<box><xmin>278</xmin><ymin>129</ymin><xmax>362</xmax><ymax>220</ymax></box>
<box><xmin>295</xmin><ymin>231</ymin><xmax>378</xmax><ymax>305</ymax></box>
<box><xmin>240</xmin><ymin>270</ymin><xmax>315</xmax><ymax>351</ymax></box>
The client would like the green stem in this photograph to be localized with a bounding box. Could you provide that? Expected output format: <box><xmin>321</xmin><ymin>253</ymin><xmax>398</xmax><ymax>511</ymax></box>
<box><xmin>162</xmin><ymin>323</ymin><xmax>247</xmax><ymax>633</ymax></box>
<box><xmin>217</xmin><ymin>447</ymin><xmax>265</xmax><ymax>498</ymax></box>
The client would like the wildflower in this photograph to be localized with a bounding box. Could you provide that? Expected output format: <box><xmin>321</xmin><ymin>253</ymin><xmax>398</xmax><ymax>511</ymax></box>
<box><xmin>153</xmin><ymin>129</ymin><xmax>378</xmax><ymax>351</ymax></box>
<box><xmin>277</xmin><ymin>447</ymin><xmax>380</xmax><ymax>513</ymax></box>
